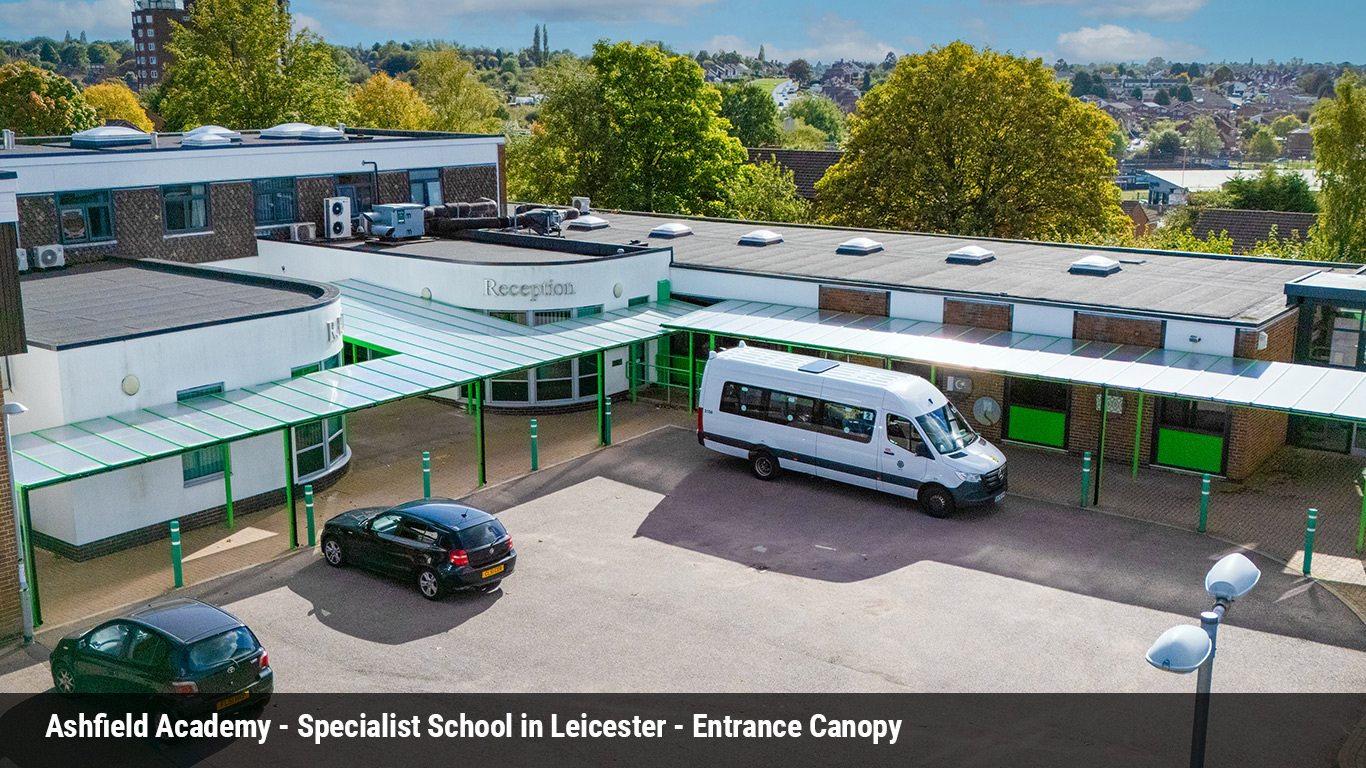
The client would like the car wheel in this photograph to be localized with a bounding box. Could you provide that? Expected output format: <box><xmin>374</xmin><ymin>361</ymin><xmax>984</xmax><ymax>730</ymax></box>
<box><xmin>920</xmin><ymin>485</ymin><xmax>955</xmax><ymax>519</ymax></box>
<box><xmin>51</xmin><ymin>661</ymin><xmax>78</xmax><ymax>696</ymax></box>
<box><xmin>321</xmin><ymin>536</ymin><xmax>345</xmax><ymax>567</ymax></box>
<box><xmin>750</xmin><ymin>449</ymin><xmax>780</xmax><ymax>481</ymax></box>
<box><xmin>416</xmin><ymin>567</ymin><xmax>443</xmax><ymax>600</ymax></box>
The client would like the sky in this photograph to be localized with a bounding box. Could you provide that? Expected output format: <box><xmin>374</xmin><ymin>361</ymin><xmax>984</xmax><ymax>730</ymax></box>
<box><xmin>0</xmin><ymin>0</ymin><xmax>1360</xmax><ymax>65</ymax></box>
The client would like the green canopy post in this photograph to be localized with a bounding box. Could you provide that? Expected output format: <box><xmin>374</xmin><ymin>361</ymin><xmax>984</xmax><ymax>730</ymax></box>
<box><xmin>305</xmin><ymin>484</ymin><xmax>316</xmax><ymax>548</ymax></box>
<box><xmin>170</xmin><ymin>520</ymin><xmax>183</xmax><ymax>588</ymax></box>
<box><xmin>1132</xmin><ymin>392</ymin><xmax>1144</xmax><ymax>479</ymax></box>
<box><xmin>283</xmin><ymin>429</ymin><xmax>297</xmax><ymax>549</ymax></box>
<box><xmin>19</xmin><ymin>486</ymin><xmax>40</xmax><ymax>627</ymax></box>
<box><xmin>597</xmin><ymin>351</ymin><xmax>606</xmax><ymax>446</ymax></box>
<box><xmin>474</xmin><ymin>379</ymin><xmax>486</xmax><ymax>487</ymax></box>
<box><xmin>1094</xmin><ymin>386</ymin><xmax>1109</xmax><ymax>507</ymax></box>
<box><xmin>222</xmin><ymin>443</ymin><xmax>234</xmax><ymax>529</ymax></box>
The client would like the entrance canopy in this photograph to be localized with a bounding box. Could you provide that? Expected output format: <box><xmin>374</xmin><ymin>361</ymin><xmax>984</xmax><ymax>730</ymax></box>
<box><xmin>10</xmin><ymin>280</ymin><xmax>696</xmax><ymax>490</ymax></box>
<box><xmin>663</xmin><ymin>300</ymin><xmax>1366</xmax><ymax>422</ymax></box>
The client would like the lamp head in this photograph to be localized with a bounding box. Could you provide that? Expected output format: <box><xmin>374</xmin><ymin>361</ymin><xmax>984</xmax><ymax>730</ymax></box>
<box><xmin>1145</xmin><ymin>624</ymin><xmax>1213</xmax><ymax>674</ymax></box>
<box><xmin>1205</xmin><ymin>552</ymin><xmax>1261</xmax><ymax>601</ymax></box>
<box><xmin>1</xmin><ymin>402</ymin><xmax>27</xmax><ymax>416</ymax></box>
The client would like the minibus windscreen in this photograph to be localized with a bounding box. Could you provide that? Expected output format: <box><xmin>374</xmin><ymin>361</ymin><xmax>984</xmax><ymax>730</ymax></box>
<box><xmin>915</xmin><ymin>403</ymin><xmax>978</xmax><ymax>453</ymax></box>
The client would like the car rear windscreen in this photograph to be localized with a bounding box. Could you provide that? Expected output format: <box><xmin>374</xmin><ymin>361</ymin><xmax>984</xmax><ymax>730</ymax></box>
<box><xmin>186</xmin><ymin>627</ymin><xmax>258</xmax><ymax>672</ymax></box>
<box><xmin>457</xmin><ymin>520</ymin><xmax>508</xmax><ymax>550</ymax></box>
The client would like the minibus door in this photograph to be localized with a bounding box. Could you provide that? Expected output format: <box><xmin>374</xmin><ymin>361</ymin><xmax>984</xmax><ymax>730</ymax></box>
<box><xmin>879</xmin><ymin>413</ymin><xmax>931</xmax><ymax>499</ymax></box>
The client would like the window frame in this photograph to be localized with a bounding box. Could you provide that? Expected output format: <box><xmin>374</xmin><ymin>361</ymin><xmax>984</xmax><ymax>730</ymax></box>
<box><xmin>56</xmin><ymin>190</ymin><xmax>115</xmax><ymax>245</ymax></box>
<box><xmin>408</xmin><ymin>168</ymin><xmax>442</xmax><ymax>207</ymax></box>
<box><xmin>162</xmin><ymin>183</ymin><xmax>211</xmax><ymax>234</ymax></box>
<box><xmin>253</xmin><ymin>177</ymin><xmax>297</xmax><ymax>226</ymax></box>
<box><xmin>178</xmin><ymin>383</ymin><xmax>226</xmax><ymax>485</ymax></box>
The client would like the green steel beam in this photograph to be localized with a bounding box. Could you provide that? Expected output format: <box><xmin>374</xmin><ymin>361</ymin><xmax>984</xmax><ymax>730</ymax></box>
<box><xmin>597</xmin><ymin>350</ymin><xmax>607</xmax><ymax>446</ymax></box>
<box><xmin>20</xmin><ymin>487</ymin><xmax>39</xmax><ymax>627</ymax></box>
<box><xmin>475</xmin><ymin>380</ymin><xmax>486</xmax><ymax>487</ymax></box>
<box><xmin>284</xmin><ymin>428</ymin><xmax>297</xmax><ymax>549</ymax></box>
<box><xmin>222</xmin><ymin>443</ymin><xmax>234</xmax><ymax>529</ymax></box>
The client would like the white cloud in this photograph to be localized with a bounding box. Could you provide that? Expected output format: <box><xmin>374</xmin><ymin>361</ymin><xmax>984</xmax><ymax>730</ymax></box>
<box><xmin>315</xmin><ymin>0</ymin><xmax>716</xmax><ymax>33</ymax></box>
<box><xmin>292</xmin><ymin>12</ymin><xmax>330</xmax><ymax>39</ymax></box>
<box><xmin>706</xmin><ymin>14</ymin><xmax>895</xmax><ymax>63</ymax></box>
<box><xmin>0</xmin><ymin>0</ymin><xmax>132</xmax><ymax>41</ymax></box>
<box><xmin>995</xmin><ymin>0</ymin><xmax>1207</xmax><ymax>23</ymax></box>
<box><xmin>1055</xmin><ymin>25</ymin><xmax>1205</xmax><ymax>63</ymax></box>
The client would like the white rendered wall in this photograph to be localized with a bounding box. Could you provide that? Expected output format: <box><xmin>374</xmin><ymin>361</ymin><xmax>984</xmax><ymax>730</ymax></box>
<box><xmin>889</xmin><ymin>292</ymin><xmax>945</xmax><ymax>323</ymax></box>
<box><xmin>669</xmin><ymin>269</ymin><xmax>819</xmax><ymax>307</ymax></box>
<box><xmin>1012</xmin><ymin>304</ymin><xmax>1076</xmax><ymax>337</ymax></box>
<box><xmin>1164</xmin><ymin>319</ymin><xmax>1237</xmax><ymax>356</ymax></box>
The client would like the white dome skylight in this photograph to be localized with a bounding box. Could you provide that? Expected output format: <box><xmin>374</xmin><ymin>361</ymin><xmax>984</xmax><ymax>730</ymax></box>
<box><xmin>837</xmin><ymin>236</ymin><xmax>883</xmax><ymax>255</ymax></box>
<box><xmin>1069</xmin><ymin>254</ymin><xmax>1122</xmax><ymax>276</ymax></box>
<box><xmin>181</xmin><ymin>133</ymin><xmax>232</xmax><ymax>148</ymax></box>
<box><xmin>260</xmin><ymin>122</ymin><xmax>314</xmax><ymax>139</ymax></box>
<box><xmin>568</xmin><ymin>214</ymin><xmax>610</xmax><ymax>230</ymax></box>
<box><xmin>650</xmin><ymin>222</ymin><xmax>693</xmax><ymax>239</ymax></box>
<box><xmin>738</xmin><ymin>229</ymin><xmax>783</xmax><ymax>246</ymax></box>
<box><xmin>300</xmin><ymin>125</ymin><xmax>345</xmax><ymax>141</ymax></box>
<box><xmin>946</xmin><ymin>245</ymin><xmax>996</xmax><ymax>264</ymax></box>
<box><xmin>184</xmin><ymin>124</ymin><xmax>242</xmax><ymax>141</ymax></box>
<box><xmin>70</xmin><ymin>125</ymin><xmax>151</xmax><ymax>148</ymax></box>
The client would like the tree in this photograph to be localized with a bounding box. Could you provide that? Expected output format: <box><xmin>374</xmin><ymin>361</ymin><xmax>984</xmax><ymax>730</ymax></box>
<box><xmin>783</xmin><ymin>94</ymin><xmax>844</xmax><ymax>142</ymax></box>
<box><xmin>1130</xmin><ymin>86</ymin><xmax>1143</xmax><ymax>100</ymax></box>
<box><xmin>861</xmin><ymin>70</ymin><xmax>872</xmax><ymax>92</ymax></box>
<box><xmin>531</xmin><ymin>25</ymin><xmax>541</xmax><ymax>67</ymax></box>
<box><xmin>510</xmin><ymin>42</ymin><xmax>748</xmax><ymax>216</ymax></box>
<box><xmin>0</xmin><ymin>61</ymin><xmax>98</xmax><ymax>135</ymax></box>
<box><xmin>1186</xmin><ymin>63</ymin><xmax>1202</xmax><ymax>78</ymax></box>
<box><xmin>786</xmin><ymin>58</ymin><xmax>812</xmax><ymax>85</ymax></box>
<box><xmin>1145</xmin><ymin>120</ymin><xmax>1183</xmax><ymax>158</ymax></box>
<box><xmin>82</xmin><ymin>81</ymin><xmax>153</xmax><ymax>130</ymax></box>
<box><xmin>1176</xmin><ymin>84</ymin><xmax>1193</xmax><ymax>102</ymax></box>
<box><xmin>1154</xmin><ymin>88</ymin><xmax>1171</xmax><ymax>105</ymax></box>
<box><xmin>1213</xmin><ymin>65</ymin><xmax>1234</xmax><ymax>84</ymax></box>
<box><xmin>1070</xmin><ymin>71</ymin><xmax>1093</xmax><ymax>97</ymax></box>
<box><xmin>1270</xmin><ymin>114</ymin><xmax>1302</xmax><ymax>137</ymax></box>
<box><xmin>542</xmin><ymin>27</ymin><xmax>548</xmax><ymax>60</ymax></box>
<box><xmin>718</xmin><ymin>82</ymin><xmax>781</xmax><ymax>147</ymax></box>
<box><xmin>351</xmin><ymin>72</ymin><xmax>433</xmax><ymax>130</ymax></box>
<box><xmin>1224</xmin><ymin>167</ymin><xmax>1318</xmax><ymax>212</ymax></box>
<box><xmin>883</xmin><ymin>52</ymin><xmax>897</xmax><ymax>71</ymax></box>
<box><xmin>817</xmin><ymin>41</ymin><xmax>1126</xmax><ymax>241</ymax></box>
<box><xmin>1245</xmin><ymin>126</ymin><xmax>1279</xmax><ymax>161</ymax></box>
<box><xmin>414</xmin><ymin>47</ymin><xmax>502</xmax><ymax>133</ymax></box>
<box><xmin>1312</xmin><ymin>72</ymin><xmax>1366</xmax><ymax>261</ymax></box>
<box><xmin>1107</xmin><ymin>125</ymin><xmax>1128</xmax><ymax>162</ymax></box>
<box><xmin>158</xmin><ymin>0</ymin><xmax>350</xmax><ymax>130</ymax></box>
<box><xmin>757</xmin><ymin>45</ymin><xmax>765</xmax><ymax>63</ymax></box>
<box><xmin>726</xmin><ymin>160</ymin><xmax>810</xmax><ymax>222</ymax></box>
<box><xmin>59</xmin><ymin>44</ymin><xmax>89</xmax><ymax>74</ymax></box>
<box><xmin>87</xmin><ymin>41</ymin><xmax>116</xmax><ymax>67</ymax></box>
<box><xmin>780</xmin><ymin>119</ymin><xmax>827</xmax><ymax>150</ymax></box>
<box><xmin>1186</xmin><ymin>114</ymin><xmax>1222</xmax><ymax>159</ymax></box>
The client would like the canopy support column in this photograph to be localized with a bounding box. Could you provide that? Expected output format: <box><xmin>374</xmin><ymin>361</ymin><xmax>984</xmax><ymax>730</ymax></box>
<box><xmin>1095</xmin><ymin>385</ymin><xmax>1109</xmax><ymax>507</ymax></box>
<box><xmin>283</xmin><ymin>429</ymin><xmax>297</xmax><ymax>549</ymax></box>
<box><xmin>19</xmin><ymin>486</ymin><xmax>39</xmax><ymax>629</ymax></box>
<box><xmin>222</xmin><ymin>443</ymin><xmax>234</xmax><ymax>529</ymax></box>
<box><xmin>475</xmin><ymin>379</ymin><xmax>487</xmax><ymax>487</ymax></box>
<box><xmin>687</xmin><ymin>332</ymin><xmax>697</xmax><ymax>411</ymax></box>
<box><xmin>597</xmin><ymin>351</ymin><xmax>606</xmax><ymax>446</ymax></box>
<box><xmin>1132</xmin><ymin>392</ymin><xmax>1144</xmax><ymax>479</ymax></box>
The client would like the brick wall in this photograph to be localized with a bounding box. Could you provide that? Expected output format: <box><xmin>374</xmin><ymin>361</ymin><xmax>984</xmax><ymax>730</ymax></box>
<box><xmin>1227</xmin><ymin>406</ymin><xmax>1287</xmax><ymax>480</ymax></box>
<box><xmin>818</xmin><ymin>285</ymin><xmax>890</xmax><ymax>317</ymax></box>
<box><xmin>1234</xmin><ymin>308</ymin><xmax>1297</xmax><ymax>362</ymax></box>
<box><xmin>0</xmin><ymin>387</ymin><xmax>22</xmax><ymax>645</ymax></box>
<box><xmin>1073</xmin><ymin>312</ymin><xmax>1165</xmax><ymax>347</ymax></box>
<box><xmin>1066</xmin><ymin>385</ymin><xmax>1155</xmax><ymax>464</ymax></box>
<box><xmin>297</xmin><ymin>176</ymin><xmax>337</xmax><ymax>232</ymax></box>
<box><xmin>944</xmin><ymin>299</ymin><xmax>1012</xmax><ymax>331</ymax></box>
<box><xmin>441</xmin><ymin>165</ymin><xmax>499</xmax><ymax>207</ymax></box>
<box><xmin>377</xmin><ymin>171</ymin><xmax>410</xmax><ymax>205</ymax></box>
<box><xmin>16</xmin><ymin>195</ymin><xmax>56</xmax><ymax>252</ymax></box>
<box><xmin>938</xmin><ymin>369</ymin><xmax>1005</xmax><ymax>443</ymax></box>
<box><xmin>109</xmin><ymin>183</ymin><xmax>257</xmax><ymax>263</ymax></box>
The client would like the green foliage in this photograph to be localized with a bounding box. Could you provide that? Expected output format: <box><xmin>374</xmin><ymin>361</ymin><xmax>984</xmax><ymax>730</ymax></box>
<box><xmin>1176</xmin><ymin>84</ymin><xmax>1193</xmax><ymax>102</ymax></box>
<box><xmin>352</xmin><ymin>72</ymin><xmax>433</xmax><ymax>130</ymax></box>
<box><xmin>1145</xmin><ymin>120</ymin><xmax>1183</xmax><ymax>158</ymax></box>
<box><xmin>718</xmin><ymin>82</ymin><xmax>781</xmax><ymax>147</ymax></box>
<box><xmin>1186</xmin><ymin>114</ymin><xmax>1222</xmax><ymax>158</ymax></box>
<box><xmin>1224</xmin><ymin>166</ymin><xmax>1318</xmax><ymax>212</ymax></box>
<box><xmin>1130</xmin><ymin>86</ymin><xmax>1143</xmax><ymax>100</ymax></box>
<box><xmin>786</xmin><ymin>59</ymin><xmax>812</xmax><ymax>85</ymax></box>
<box><xmin>510</xmin><ymin>42</ymin><xmax>750</xmax><ymax>217</ymax></box>
<box><xmin>86</xmin><ymin>42</ymin><xmax>116</xmax><ymax>67</ymax></box>
<box><xmin>783</xmin><ymin>94</ymin><xmax>844</xmax><ymax>143</ymax></box>
<box><xmin>1136</xmin><ymin>224</ymin><xmax>1234</xmax><ymax>255</ymax></box>
<box><xmin>1270</xmin><ymin>113</ymin><xmax>1302</xmax><ymax>137</ymax></box>
<box><xmin>817</xmin><ymin>41</ymin><xmax>1127</xmax><ymax>241</ymax></box>
<box><xmin>414</xmin><ymin>48</ymin><xmax>502</xmax><ymax>133</ymax></box>
<box><xmin>83</xmin><ymin>81</ymin><xmax>153</xmax><ymax>131</ymax></box>
<box><xmin>1153</xmin><ymin>88</ymin><xmax>1171</xmax><ymax>105</ymax></box>
<box><xmin>59</xmin><ymin>43</ymin><xmax>88</xmax><ymax>73</ymax></box>
<box><xmin>1312</xmin><ymin>72</ymin><xmax>1366</xmax><ymax>261</ymax></box>
<box><xmin>725</xmin><ymin>160</ymin><xmax>810</xmax><ymax>223</ymax></box>
<box><xmin>0</xmin><ymin>60</ymin><xmax>97</xmax><ymax>135</ymax></box>
<box><xmin>780</xmin><ymin>119</ymin><xmax>827</xmax><ymax>150</ymax></box>
<box><xmin>1212</xmin><ymin>65</ymin><xmax>1234</xmax><ymax>84</ymax></box>
<box><xmin>159</xmin><ymin>0</ymin><xmax>351</xmax><ymax>130</ymax></box>
<box><xmin>1107</xmin><ymin>125</ymin><xmax>1128</xmax><ymax>162</ymax></box>
<box><xmin>1245</xmin><ymin>126</ymin><xmax>1279</xmax><ymax>161</ymax></box>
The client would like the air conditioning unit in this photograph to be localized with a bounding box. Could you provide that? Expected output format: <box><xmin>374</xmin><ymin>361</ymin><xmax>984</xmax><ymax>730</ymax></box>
<box><xmin>290</xmin><ymin>222</ymin><xmax>316</xmax><ymax>242</ymax></box>
<box><xmin>15</xmin><ymin>248</ymin><xmax>27</xmax><ymax>272</ymax></box>
<box><xmin>34</xmin><ymin>244</ymin><xmax>65</xmax><ymax>269</ymax></box>
<box><xmin>324</xmin><ymin>197</ymin><xmax>352</xmax><ymax>240</ymax></box>
<box><xmin>571</xmin><ymin>196</ymin><xmax>591</xmax><ymax>214</ymax></box>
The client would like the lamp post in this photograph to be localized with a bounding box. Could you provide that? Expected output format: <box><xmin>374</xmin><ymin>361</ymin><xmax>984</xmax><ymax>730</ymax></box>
<box><xmin>2</xmin><ymin>401</ymin><xmax>33</xmax><ymax>644</ymax></box>
<box><xmin>1145</xmin><ymin>552</ymin><xmax>1262</xmax><ymax>768</ymax></box>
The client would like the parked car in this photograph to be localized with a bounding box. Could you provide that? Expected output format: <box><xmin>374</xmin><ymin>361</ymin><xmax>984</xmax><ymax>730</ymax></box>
<box><xmin>48</xmin><ymin>598</ymin><xmax>272</xmax><ymax>715</ymax></box>
<box><xmin>321</xmin><ymin>499</ymin><xmax>516</xmax><ymax>600</ymax></box>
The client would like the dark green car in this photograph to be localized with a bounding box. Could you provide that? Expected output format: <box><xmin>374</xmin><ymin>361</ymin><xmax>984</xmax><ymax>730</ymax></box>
<box><xmin>321</xmin><ymin>499</ymin><xmax>516</xmax><ymax>600</ymax></box>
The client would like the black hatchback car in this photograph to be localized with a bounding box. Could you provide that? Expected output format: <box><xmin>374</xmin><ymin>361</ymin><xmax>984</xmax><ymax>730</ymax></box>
<box><xmin>321</xmin><ymin>499</ymin><xmax>516</xmax><ymax>599</ymax></box>
<box><xmin>48</xmin><ymin>598</ymin><xmax>272</xmax><ymax>714</ymax></box>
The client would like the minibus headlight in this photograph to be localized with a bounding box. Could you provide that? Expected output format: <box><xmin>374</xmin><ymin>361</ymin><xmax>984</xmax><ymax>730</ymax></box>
<box><xmin>955</xmin><ymin>471</ymin><xmax>982</xmax><ymax>483</ymax></box>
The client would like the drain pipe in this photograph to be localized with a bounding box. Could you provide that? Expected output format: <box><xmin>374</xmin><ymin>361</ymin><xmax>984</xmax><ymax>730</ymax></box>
<box><xmin>362</xmin><ymin>160</ymin><xmax>378</xmax><ymax>206</ymax></box>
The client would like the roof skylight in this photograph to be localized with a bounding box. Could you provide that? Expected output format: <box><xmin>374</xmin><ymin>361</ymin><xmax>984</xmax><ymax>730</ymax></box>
<box><xmin>70</xmin><ymin>126</ymin><xmax>151</xmax><ymax>149</ymax></box>
<box><xmin>946</xmin><ymin>245</ymin><xmax>995</xmax><ymax>265</ymax></box>
<box><xmin>1069</xmin><ymin>254</ymin><xmax>1122</xmax><ymax>276</ymax></box>
<box><xmin>650</xmin><ymin>222</ymin><xmax>693</xmax><ymax>239</ymax></box>
<box><xmin>837</xmin><ymin>237</ymin><xmax>883</xmax><ymax>255</ymax></box>
<box><xmin>568</xmin><ymin>215</ymin><xmax>610</xmax><ymax>230</ymax></box>
<box><xmin>738</xmin><ymin>229</ymin><xmax>783</xmax><ymax>246</ymax></box>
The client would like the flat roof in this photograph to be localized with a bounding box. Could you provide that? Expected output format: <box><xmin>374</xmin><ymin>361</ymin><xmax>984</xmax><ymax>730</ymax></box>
<box><xmin>20</xmin><ymin>259</ymin><xmax>336</xmax><ymax>350</ymax></box>
<box><xmin>1142</xmin><ymin>169</ymin><xmax>1321</xmax><ymax>192</ymax></box>
<box><xmin>322</xmin><ymin>234</ymin><xmax>620</xmax><ymax>265</ymax></box>
<box><xmin>555</xmin><ymin>212</ymin><xmax>1352</xmax><ymax>325</ymax></box>
<box><xmin>0</xmin><ymin>127</ymin><xmax>498</xmax><ymax>158</ymax></box>
<box><xmin>1284</xmin><ymin>271</ymin><xmax>1366</xmax><ymax>303</ymax></box>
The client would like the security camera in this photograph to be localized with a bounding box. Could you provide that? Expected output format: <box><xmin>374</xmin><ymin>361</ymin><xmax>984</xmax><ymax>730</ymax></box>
<box><xmin>1204</xmin><ymin>552</ymin><xmax>1261</xmax><ymax>601</ymax></box>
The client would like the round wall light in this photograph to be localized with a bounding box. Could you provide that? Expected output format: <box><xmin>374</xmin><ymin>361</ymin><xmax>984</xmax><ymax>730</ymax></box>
<box><xmin>613</xmin><ymin>283</ymin><xmax>624</xmax><ymax>298</ymax></box>
<box><xmin>121</xmin><ymin>374</ymin><xmax>140</xmax><ymax>396</ymax></box>
<box><xmin>420</xmin><ymin>287</ymin><xmax>433</xmax><ymax>300</ymax></box>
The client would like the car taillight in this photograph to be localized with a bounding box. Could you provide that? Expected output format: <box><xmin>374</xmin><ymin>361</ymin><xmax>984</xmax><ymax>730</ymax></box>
<box><xmin>259</xmin><ymin>651</ymin><xmax>269</xmax><ymax>670</ymax></box>
<box><xmin>170</xmin><ymin>681</ymin><xmax>198</xmax><ymax>694</ymax></box>
<box><xmin>450</xmin><ymin>549</ymin><xmax>469</xmax><ymax>566</ymax></box>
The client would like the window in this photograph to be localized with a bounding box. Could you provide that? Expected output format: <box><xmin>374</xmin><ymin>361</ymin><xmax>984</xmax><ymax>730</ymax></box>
<box><xmin>147</xmin><ymin>42</ymin><xmax>155</xmax><ymax>51</ymax></box>
<box><xmin>578</xmin><ymin>354</ymin><xmax>598</xmax><ymax>397</ymax></box>
<box><xmin>532</xmin><ymin>309</ymin><xmax>571</xmax><ymax>326</ymax></box>
<box><xmin>127</xmin><ymin>628</ymin><xmax>172</xmax><ymax>670</ymax></box>
<box><xmin>87</xmin><ymin>623</ymin><xmax>130</xmax><ymax>658</ymax></box>
<box><xmin>718</xmin><ymin>381</ymin><xmax>875</xmax><ymax>442</ymax></box>
<box><xmin>628</xmin><ymin>296</ymin><xmax>649</xmax><ymax>307</ymax></box>
<box><xmin>457</xmin><ymin>519</ymin><xmax>507</xmax><ymax>550</ymax></box>
<box><xmin>1159</xmin><ymin>399</ymin><xmax>1228</xmax><ymax>435</ymax></box>
<box><xmin>179</xmin><ymin>383</ymin><xmax>225</xmax><ymax>484</ymax></box>
<box><xmin>294</xmin><ymin>415</ymin><xmax>345</xmax><ymax>479</ymax></box>
<box><xmin>335</xmin><ymin>173</ymin><xmax>374</xmax><ymax>214</ymax></box>
<box><xmin>369</xmin><ymin>513</ymin><xmax>401</xmax><ymax>536</ymax></box>
<box><xmin>186</xmin><ymin>628</ymin><xmax>257</xmax><ymax>672</ymax></box>
<box><xmin>163</xmin><ymin>184</ymin><xmax>210</xmax><ymax>233</ymax></box>
<box><xmin>252</xmin><ymin>178</ymin><xmax>297</xmax><ymax>226</ymax></box>
<box><xmin>819</xmin><ymin>401</ymin><xmax>876</xmax><ymax>442</ymax></box>
<box><xmin>576</xmin><ymin>305</ymin><xmax>603</xmax><ymax>318</ymax></box>
<box><xmin>138</xmin><ymin>57</ymin><xmax>145</xmax><ymax>65</ymax></box>
<box><xmin>536</xmin><ymin>360</ymin><xmax>574</xmax><ymax>401</ymax></box>
<box><xmin>137</xmin><ymin>42</ymin><xmax>143</xmax><ymax>50</ymax></box>
<box><xmin>490</xmin><ymin>369</ymin><xmax>529</xmax><ymax>401</ymax></box>
<box><xmin>915</xmin><ymin>403</ymin><xmax>978</xmax><ymax>454</ymax></box>
<box><xmin>409</xmin><ymin>168</ymin><xmax>442</xmax><ymax>206</ymax></box>
<box><xmin>150</xmin><ymin>70</ymin><xmax>158</xmax><ymax>79</ymax></box>
<box><xmin>488</xmin><ymin>310</ymin><xmax>527</xmax><ymax>325</ymax></box>
<box><xmin>397</xmin><ymin>518</ymin><xmax>441</xmax><ymax>546</ymax></box>
<box><xmin>56</xmin><ymin>190</ymin><xmax>114</xmax><ymax>244</ymax></box>
<box><xmin>137</xmin><ymin>28</ymin><xmax>143</xmax><ymax>37</ymax></box>
<box><xmin>1305</xmin><ymin>304</ymin><xmax>1363</xmax><ymax>369</ymax></box>
<box><xmin>886</xmin><ymin>414</ymin><xmax>920</xmax><ymax>453</ymax></box>
<box><xmin>149</xmin><ymin>56</ymin><xmax>157</xmax><ymax>65</ymax></box>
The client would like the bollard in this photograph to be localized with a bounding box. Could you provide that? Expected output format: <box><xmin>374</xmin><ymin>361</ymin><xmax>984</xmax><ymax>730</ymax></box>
<box><xmin>604</xmin><ymin>397</ymin><xmax>612</xmax><ymax>446</ymax></box>
<box><xmin>305</xmin><ymin>484</ymin><xmax>316</xmax><ymax>548</ymax></box>
<box><xmin>1080</xmin><ymin>452</ymin><xmax>1092</xmax><ymax>508</ymax></box>
<box><xmin>422</xmin><ymin>451</ymin><xmax>431</xmax><ymax>499</ymax></box>
<box><xmin>530</xmin><ymin>419</ymin><xmax>539</xmax><ymax>471</ymax></box>
<box><xmin>1198</xmin><ymin>474</ymin><xmax>1210</xmax><ymax>533</ymax></box>
<box><xmin>1303</xmin><ymin>508</ymin><xmax>1317</xmax><ymax>576</ymax></box>
<box><xmin>170</xmin><ymin>520</ymin><xmax>183</xmax><ymax>588</ymax></box>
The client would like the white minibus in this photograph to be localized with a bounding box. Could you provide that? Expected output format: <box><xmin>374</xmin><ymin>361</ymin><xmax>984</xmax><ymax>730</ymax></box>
<box><xmin>696</xmin><ymin>345</ymin><xmax>1007</xmax><ymax>517</ymax></box>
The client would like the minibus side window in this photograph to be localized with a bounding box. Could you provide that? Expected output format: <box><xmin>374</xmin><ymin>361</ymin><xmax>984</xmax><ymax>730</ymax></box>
<box><xmin>887</xmin><ymin>414</ymin><xmax>927</xmax><ymax>456</ymax></box>
<box><xmin>821</xmin><ymin>401</ymin><xmax>876</xmax><ymax>443</ymax></box>
<box><xmin>774</xmin><ymin>392</ymin><xmax>817</xmax><ymax>429</ymax></box>
<box><xmin>720</xmin><ymin>382</ymin><xmax>769</xmax><ymax>418</ymax></box>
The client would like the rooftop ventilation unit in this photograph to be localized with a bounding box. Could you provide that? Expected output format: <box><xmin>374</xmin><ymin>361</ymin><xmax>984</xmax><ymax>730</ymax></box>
<box><xmin>650</xmin><ymin>222</ymin><xmax>693</xmax><ymax>239</ymax></box>
<box><xmin>567</xmin><ymin>214</ymin><xmax>609</xmax><ymax>231</ymax></box>
<box><xmin>571</xmin><ymin>196</ymin><xmax>591</xmax><ymax>214</ymax></box>
<box><xmin>946</xmin><ymin>245</ymin><xmax>995</xmax><ymax>265</ymax></box>
<box><xmin>183</xmin><ymin>125</ymin><xmax>242</xmax><ymax>142</ymax></box>
<box><xmin>738</xmin><ymin>229</ymin><xmax>783</xmax><ymax>247</ymax></box>
<box><xmin>362</xmin><ymin>203</ymin><xmax>425</xmax><ymax>239</ymax></box>
<box><xmin>837</xmin><ymin>236</ymin><xmax>883</xmax><ymax>255</ymax></box>
<box><xmin>1069</xmin><ymin>254</ymin><xmax>1122</xmax><ymax>276</ymax></box>
<box><xmin>300</xmin><ymin>125</ymin><xmax>345</xmax><ymax>141</ymax></box>
<box><xmin>70</xmin><ymin>125</ymin><xmax>152</xmax><ymax>149</ymax></box>
<box><xmin>260</xmin><ymin>122</ymin><xmax>313</xmax><ymax>139</ymax></box>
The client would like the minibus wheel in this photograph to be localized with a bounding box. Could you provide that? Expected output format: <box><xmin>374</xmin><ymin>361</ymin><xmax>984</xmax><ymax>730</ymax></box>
<box><xmin>920</xmin><ymin>486</ymin><xmax>954</xmax><ymax>518</ymax></box>
<box><xmin>750</xmin><ymin>449</ymin><xmax>780</xmax><ymax>480</ymax></box>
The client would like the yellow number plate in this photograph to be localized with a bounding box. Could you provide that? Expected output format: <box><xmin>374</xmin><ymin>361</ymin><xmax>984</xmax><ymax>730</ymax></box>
<box><xmin>481</xmin><ymin>564</ymin><xmax>505</xmax><ymax>579</ymax></box>
<box><xmin>217</xmin><ymin>691</ymin><xmax>249</xmax><ymax>710</ymax></box>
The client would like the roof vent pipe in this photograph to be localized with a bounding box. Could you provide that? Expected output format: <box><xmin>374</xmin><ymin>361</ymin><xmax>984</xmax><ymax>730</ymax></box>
<box><xmin>149</xmin><ymin>132</ymin><xmax>159</xmax><ymax>149</ymax></box>
<box><xmin>2</xmin><ymin>129</ymin><xmax>13</xmax><ymax>150</ymax></box>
